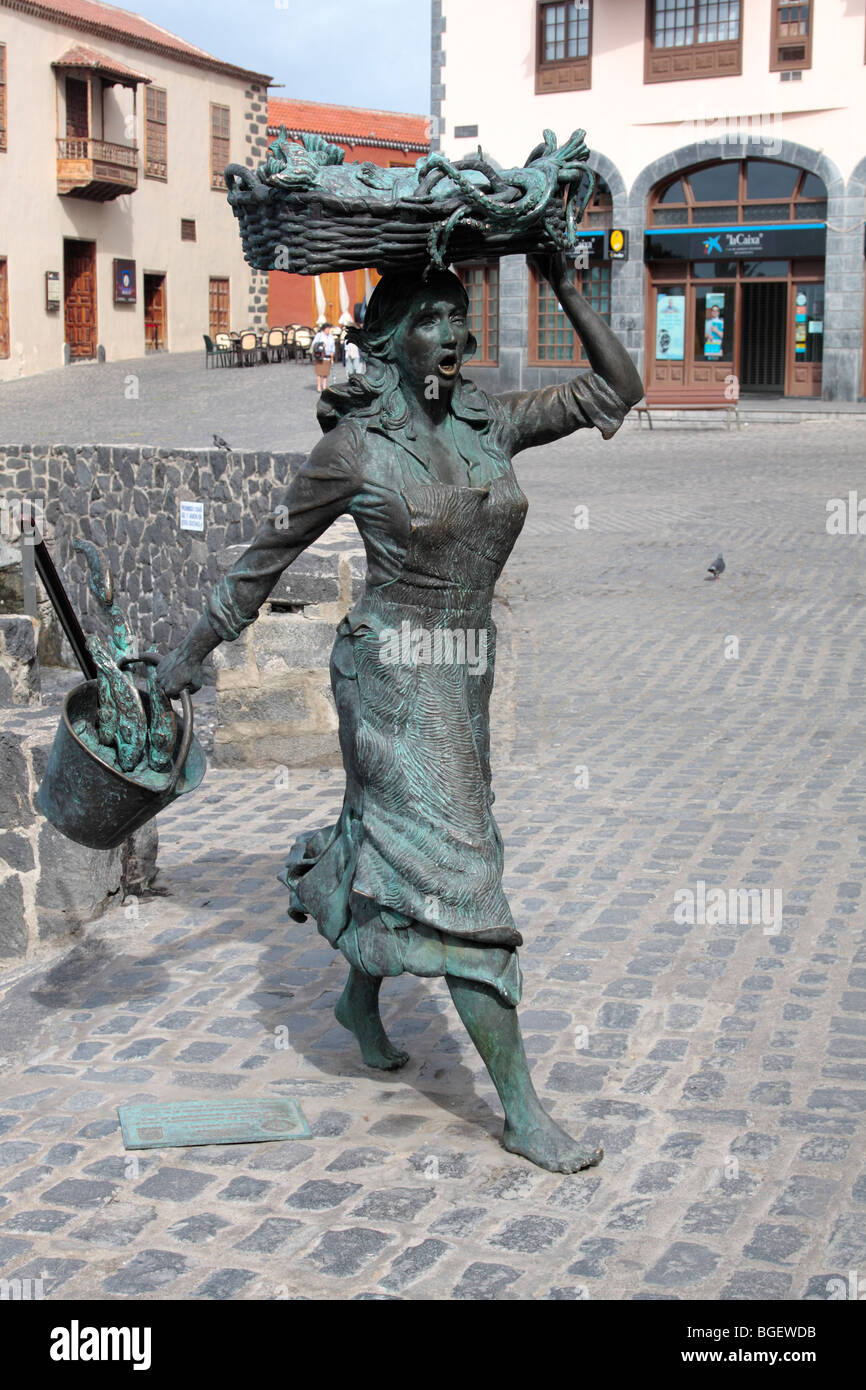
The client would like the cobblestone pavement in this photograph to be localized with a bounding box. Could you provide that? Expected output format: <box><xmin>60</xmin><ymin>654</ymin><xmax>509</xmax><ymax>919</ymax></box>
<box><xmin>0</xmin><ymin>352</ymin><xmax>345</xmax><ymax>453</ymax></box>
<box><xmin>2</xmin><ymin>349</ymin><xmax>864</xmax><ymax>452</ymax></box>
<box><xmin>1</xmin><ymin>418</ymin><xmax>865</xmax><ymax>1301</ymax></box>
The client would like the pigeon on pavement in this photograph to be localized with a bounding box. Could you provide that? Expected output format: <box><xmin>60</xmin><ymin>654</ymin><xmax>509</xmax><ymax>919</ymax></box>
<box><xmin>213</xmin><ymin>434</ymin><xmax>232</xmax><ymax>451</ymax></box>
<box><xmin>707</xmin><ymin>553</ymin><xmax>726</xmax><ymax>580</ymax></box>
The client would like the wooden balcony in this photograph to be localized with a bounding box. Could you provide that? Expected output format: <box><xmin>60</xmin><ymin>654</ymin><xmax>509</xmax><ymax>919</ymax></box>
<box><xmin>57</xmin><ymin>137</ymin><xmax>138</xmax><ymax>201</ymax></box>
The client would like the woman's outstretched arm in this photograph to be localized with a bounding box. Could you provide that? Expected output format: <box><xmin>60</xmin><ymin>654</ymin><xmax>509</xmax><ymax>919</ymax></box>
<box><xmin>157</xmin><ymin>428</ymin><xmax>361</xmax><ymax>696</ymax></box>
<box><xmin>529</xmin><ymin>252</ymin><xmax>644</xmax><ymax>407</ymax></box>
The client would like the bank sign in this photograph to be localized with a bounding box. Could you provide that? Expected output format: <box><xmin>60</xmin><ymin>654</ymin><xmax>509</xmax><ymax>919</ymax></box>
<box><xmin>644</xmin><ymin>222</ymin><xmax>826</xmax><ymax>262</ymax></box>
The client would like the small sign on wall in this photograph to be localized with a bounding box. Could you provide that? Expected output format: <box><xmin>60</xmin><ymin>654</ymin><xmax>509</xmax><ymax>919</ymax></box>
<box><xmin>606</xmin><ymin>229</ymin><xmax>629</xmax><ymax>261</ymax></box>
<box><xmin>180</xmin><ymin>501</ymin><xmax>205</xmax><ymax>532</ymax></box>
<box><xmin>45</xmin><ymin>271</ymin><xmax>61</xmax><ymax>312</ymax></box>
<box><xmin>114</xmin><ymin>259</ymin><xmax>137</xmax><ymax>304</ymax></box>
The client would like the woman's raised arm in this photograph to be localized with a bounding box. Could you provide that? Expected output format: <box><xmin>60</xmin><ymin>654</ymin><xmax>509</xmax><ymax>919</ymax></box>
<box><xmin>495</xmin><ymin>253</ymin><xmax>644</xmax><ymax>455</ymax></box>
<box><xmin>532</xmin><ymin>252</ymin><xmax>644</xmax><ymax>408</ymax></box>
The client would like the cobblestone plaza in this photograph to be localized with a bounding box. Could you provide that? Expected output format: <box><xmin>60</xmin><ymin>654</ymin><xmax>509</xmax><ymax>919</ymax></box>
<box><xmin>0</xmin><ymin>412</ymin><xmax>864</xmax><ymax>1301</ymax></box>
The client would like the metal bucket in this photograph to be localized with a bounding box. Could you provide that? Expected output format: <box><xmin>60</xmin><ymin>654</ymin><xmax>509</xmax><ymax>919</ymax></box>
<box><xmin>36</xmin><ymin>654</ymin><xmax>206</xmax><ymax>850</ymax></box>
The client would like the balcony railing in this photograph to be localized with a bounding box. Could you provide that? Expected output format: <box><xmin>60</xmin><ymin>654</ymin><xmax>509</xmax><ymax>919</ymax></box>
<box><xmin>57</xmin><ymin>137</ymin><xmax>138</xmax><ymax>166</ymax></box>
<box><xmin>57</xmin><ymin>137</ymin><xmax>139</xmax><ymax>200</ymax></box>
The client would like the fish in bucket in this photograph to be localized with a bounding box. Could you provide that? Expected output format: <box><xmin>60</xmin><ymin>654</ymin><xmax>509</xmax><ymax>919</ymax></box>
<box><xmin>37</xmin><ymin>539</ymin><xmax>205</xmax><ymax>850</ymax></box>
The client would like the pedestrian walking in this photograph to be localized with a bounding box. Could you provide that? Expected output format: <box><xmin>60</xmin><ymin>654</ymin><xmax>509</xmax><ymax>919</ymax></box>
<box><xmin>310</xmin><ymin>323</ymin><xmax>335</xmax><ymax>393</ymax></box>
<box><xmin>344</xmin><ymin>336</ymin><xmax>363</xmax><ymax>382</ymax></box>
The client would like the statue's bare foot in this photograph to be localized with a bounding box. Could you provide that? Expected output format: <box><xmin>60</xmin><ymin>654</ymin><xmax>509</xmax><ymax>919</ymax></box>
<box><xmin>335</xmin><ymin>990</ymin><xmax>409</xmax><ymax>1071</ymax></box>
<box><xmin>503</xmin><ymin>1109</ymin><xmax>603</xmax><ymax>1173</ymax></box>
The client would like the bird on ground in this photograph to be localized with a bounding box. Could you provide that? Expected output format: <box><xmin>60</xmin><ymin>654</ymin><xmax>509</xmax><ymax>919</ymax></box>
<box><xmin>707</xmin><ymin>554</ymin><xmax>726</xmax><ymax>580</ymax></box>
<box><xmin>213</xmin><ymin>434</ymin><xmax>232</xmax><ymax>451</ymax></box>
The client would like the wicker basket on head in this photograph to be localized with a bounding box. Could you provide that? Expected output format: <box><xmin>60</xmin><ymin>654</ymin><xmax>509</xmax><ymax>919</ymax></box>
<box><xmin>225</xmin><ymin>128</ymin><xmax>596</xmax><ymax>277</ymax></box>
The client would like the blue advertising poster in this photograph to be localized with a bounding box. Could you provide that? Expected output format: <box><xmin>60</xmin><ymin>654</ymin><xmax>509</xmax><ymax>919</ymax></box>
<box><xmin>704</xmin><ymin>292</ymin><xmax>725</xmax><ymax>359</ymax></box>
<box><xmin>656</xmin><ymin>291</ymin><xmax>685</xmax><ymax>361</ymax></box>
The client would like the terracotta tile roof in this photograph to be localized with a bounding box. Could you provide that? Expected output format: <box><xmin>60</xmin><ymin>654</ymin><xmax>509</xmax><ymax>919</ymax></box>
<box><xmin>52</xmin><ymin>41</ymin><xmax>151</xmax><ymax>84</ymax></box>
<box><xmin>268</xmin><ymin>98</ymin><xmax>429</xmax><ymax>151</ymax></box>
<box><xmin>2</xmin><ymin>0</ymin><xmax>271</xmax><ymax>82</ymax></box>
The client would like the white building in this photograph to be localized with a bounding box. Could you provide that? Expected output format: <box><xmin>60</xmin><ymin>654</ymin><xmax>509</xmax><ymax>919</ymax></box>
<box><xmin>0</xmin><ymin>0</ymin><xmax>272</xmax><ymax>381</ymax></box>
<box><xmin>433</xmin><ymin>1</ymin><xmax>866</xmax><ymax>401</ymax></box>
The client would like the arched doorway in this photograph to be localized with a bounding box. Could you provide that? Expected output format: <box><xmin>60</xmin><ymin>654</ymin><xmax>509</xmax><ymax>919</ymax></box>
<box><xmin>645</xmin><ymin>157</ymin><xmax>827</xmax><ymax>399</ymax></box>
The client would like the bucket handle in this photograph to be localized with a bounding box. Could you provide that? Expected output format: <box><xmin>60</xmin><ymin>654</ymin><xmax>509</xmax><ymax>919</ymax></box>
<box><xmin>119</xmin><ymin>653</ymin><xmax>195</xmax><ymax>798</ymax></box>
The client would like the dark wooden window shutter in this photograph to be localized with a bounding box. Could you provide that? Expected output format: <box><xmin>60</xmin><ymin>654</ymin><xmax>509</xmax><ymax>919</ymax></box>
<box><xmin>145</xmin><ymin>85</ymin><xmax>167</xmax><ymax>179</ymax></box>
<box><xmin>770</xmin><ymin>2</ymin><xmax>812</xmax><ymax>72</ymax></box>
<box><xmin>645</xmin><ymin>0</ymin><xmax>742</xmax><ymax>83</ymax></box>
<box><xmin>535</xmin><ymin>1</ymin><xmax>592</xmax><ymax>94</ymax></box>
<box><xmin>0</xmin><ymin>45</ymin><xmax>6</xmax><ymax>152</ymax></box>
<box><xmin>210</xmin><ymin>103</ymin><xmax>230</xmax><ymax>189</ymax></box>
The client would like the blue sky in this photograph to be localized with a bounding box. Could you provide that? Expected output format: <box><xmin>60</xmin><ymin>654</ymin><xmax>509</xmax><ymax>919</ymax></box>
<box><xmin>127</xmin><ymin>0</ymin><xmax>432</xmax><ymax>113</ymax></box>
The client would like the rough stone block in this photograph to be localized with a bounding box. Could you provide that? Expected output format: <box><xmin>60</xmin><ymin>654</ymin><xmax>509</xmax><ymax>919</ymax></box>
<box><xmin>0</xmin><ymin>732</ymin><xmax>35</xmax><ymax>827</ymax></box>
<box><xmin>217</xmin><ymin>684</ymin><xmax>312</xmax><ymax>726</ymax></box>
<box><xmin>0</xmin><ymin>616</ymin><xmax>40</xmax><ymax>706</ymax></box>
<box><xmin>252</xmin><ymin>616</ymin><xmax>336</xmax><ymax>672</ymax></box>
<box><xmin>213</xmin><ymin>730</ymin><xmax>341</xmax><ymax>769</ymax></box>
<box><xmin>35</xmin><ymin>823</ymin><xmax>125</xmax><ymax>931</ymax></box>
<box><xmin>0</xmin><ymin>874</ymin><xmax>27</xmax><ymax>957</ymax></box>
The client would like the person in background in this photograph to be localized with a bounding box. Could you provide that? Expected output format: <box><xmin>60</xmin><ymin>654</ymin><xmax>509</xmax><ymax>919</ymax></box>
<box><xmin>344</xmin><ymin>335</ymin><xmax>362</xmax><ymax>382</ymax></box>
<box><xmin>311</xmin><ymin>323</ymin><xmax>335</xmax><ymax>394</ymax></box>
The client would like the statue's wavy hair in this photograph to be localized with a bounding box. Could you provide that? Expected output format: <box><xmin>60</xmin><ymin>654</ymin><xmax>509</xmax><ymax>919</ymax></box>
<box><xmin>316</xmin><ymin>269</ymin><xmax>511</xmax><ymax>463</ymax></box>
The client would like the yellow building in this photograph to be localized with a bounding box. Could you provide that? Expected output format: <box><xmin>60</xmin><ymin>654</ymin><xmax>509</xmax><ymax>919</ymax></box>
<box><xmin>0</xmin><ymin>0</ymin><xmax>272</xmax><ymax>381</ymax></box>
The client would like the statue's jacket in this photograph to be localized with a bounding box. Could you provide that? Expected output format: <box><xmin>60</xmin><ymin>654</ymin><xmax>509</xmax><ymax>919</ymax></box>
<box><xmin>206</xmin><ymin>372</ymin><xmax>628</xmax><ymax>1003</ymax></box>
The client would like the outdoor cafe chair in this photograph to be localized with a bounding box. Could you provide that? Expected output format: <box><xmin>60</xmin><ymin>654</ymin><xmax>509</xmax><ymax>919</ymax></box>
<box><xmin>203</xmin><ymin>333</ymin><xmax>234</xmax><ymax>369</ymax></box>
<box><xmin>214</xmin><ymin>332</ymin><xmax>237</xmax><ymax>365</ymax></box>
<box><xmin>293</xmin><ymin>327</ymin><xmax>313</xmax><ymax>361</ymax></box>
<box><xmin>265</xmin><ymin>327</ymin><xmax>287</xmax><ymax>363</ymax></box>
<box><xmin>238</xmin><ymin>330</ymin><xmax>263</xmax><ymax>367</ymax></box>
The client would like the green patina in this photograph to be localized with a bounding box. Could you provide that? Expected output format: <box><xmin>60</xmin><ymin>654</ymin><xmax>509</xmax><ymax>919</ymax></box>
<box><xmin>157</xmin><ymin>223</ymin><xmax>645</xmax><ymax>1170</ymax></box>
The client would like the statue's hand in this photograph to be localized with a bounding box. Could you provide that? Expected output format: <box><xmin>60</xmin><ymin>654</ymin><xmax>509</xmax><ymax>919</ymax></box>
<box><xmin>526</xmin><ymin>251</ymin><xmax>572</xmax><ymax>291</ymax></box>
<box><xmin>156</xmin><ymin>644</ymin><xmax>204</xmax><ymax>698</ymax></box>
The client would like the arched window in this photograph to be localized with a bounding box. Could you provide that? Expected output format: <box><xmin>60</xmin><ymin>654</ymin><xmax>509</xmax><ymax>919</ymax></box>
<box><xmin>582</xmin><ymin>181</ymin><xmax>613</xmax><ymax>229</ymax></box>
<box><xmin>645</xmin><ymin>158</ymin><xmax>826</xmax><ymax>400</ymax></box>
<box><xmin>650</xmin><ymin>158</ymin><xmax>826</xmax><ymax>226</ymax></box>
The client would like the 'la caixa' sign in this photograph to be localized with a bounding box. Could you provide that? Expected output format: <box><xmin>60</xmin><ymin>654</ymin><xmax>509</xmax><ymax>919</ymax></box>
<box><xmin>644</xmin><ymin>222</ymin><xmax>826</xmax><ymax>262</ymax></box>
<box><xmin>570</xmin><ymin>231</ymin><xmax>628</xmax><ymax>266</ymax></box>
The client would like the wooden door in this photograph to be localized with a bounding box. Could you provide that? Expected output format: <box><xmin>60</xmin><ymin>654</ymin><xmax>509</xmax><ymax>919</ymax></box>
<box><xmin>315</xmin><ymin>272</ymin><xmax>341</xmax><ymax>326</ymax></box>
<box><xmin>64</xmin><ymin>239</ymin><xmax>97</xmax><ymax>360</ymax></box>
<box><xmin>66</xmin><ymin>77</ymin><xmax>89</xmax><ymax>140</ymax></box>
<box><xmin>0</xmin><ymin>259</ymin><xmax>9</xmax><ymax>359</ymax></box>
<box><xmin>787</xmin><ymin>279</ymin><xmax>823</xmax><ymax>397</ymax></box>
<box><xmin>646</xmin><ymin>274</ymin><xmax>687</xmax><ymax>396</ymax></box>
<box><xmin>209</xmin><ymin>276</ymin><xmax>229</xmax><ymax>337</ymax></box>
<box><xmin>144</xmin><ymin>273</ymin><xmax>166</xmax><ymax>350</ymax></box>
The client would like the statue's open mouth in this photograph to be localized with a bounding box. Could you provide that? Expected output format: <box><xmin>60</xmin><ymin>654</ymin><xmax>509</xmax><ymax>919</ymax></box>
<box><xmin>438</xmin><ymin>354</ymin><xmax>459</xmax><ymax>378</ymax></box>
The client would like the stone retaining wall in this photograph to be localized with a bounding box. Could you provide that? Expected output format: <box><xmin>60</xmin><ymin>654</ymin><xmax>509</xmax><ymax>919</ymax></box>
<box><xmin>0</xmin><ymin>445</ymin><xmax>305</xmax><ymax>664</ymax></box>
<box><xmin>0</xmin><ymin>704</ymin><xmax>158</xmax><ymax>962</ymax></box>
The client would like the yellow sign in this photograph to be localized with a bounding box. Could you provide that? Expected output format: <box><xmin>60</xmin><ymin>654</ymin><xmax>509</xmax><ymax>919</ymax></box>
<box><xmin>610</xmin><ymin>229</ymin><xmax>624</xmax><ymax>253</ymax></box>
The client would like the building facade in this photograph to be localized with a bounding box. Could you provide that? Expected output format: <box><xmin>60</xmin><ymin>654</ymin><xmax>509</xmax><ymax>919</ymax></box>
<box><xmin>266</xmin><ymin>98</ymin><xmax>430</xmax><ymax>329</ymax></box>
<box><xmin>433</xmin><ymin>0</ymin><xmax>866</xmax><ymax>401</ymax></box>
<box><xmin>0</xmin><ymin>0</ymin><xmax>272</xmax><ymax>382</ymax></box>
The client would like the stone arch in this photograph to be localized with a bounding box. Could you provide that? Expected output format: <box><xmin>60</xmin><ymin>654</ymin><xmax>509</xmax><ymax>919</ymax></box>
<box><xmin>842</xmin><ymin>157</ymin><xmax>866</xmax><ymax>401</ymax></box>
<box><xmin>612</xmin><ymin>137</ymin><xmax>857</xmax><ymax>399</ymax></box>
<box><xmin>630</xmin><ymin>137</ymin><xmax>843</xmax><ymax>208</ymax></box>
<box><xmin>586</xmin><ymin>150</ymin><xmax>626</xmax><ymax>207</ymax></box>
<box><xmin>849</xmin><ymin>154</ymin><xmax>866</xmax><ymax>191</ymax></box>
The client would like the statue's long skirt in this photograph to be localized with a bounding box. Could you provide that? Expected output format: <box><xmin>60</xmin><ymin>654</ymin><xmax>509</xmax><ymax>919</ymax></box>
<box><xmin>280</xmin><ymin>589</ymin><xmax>523</xmax><ymax>1006</ymax></box>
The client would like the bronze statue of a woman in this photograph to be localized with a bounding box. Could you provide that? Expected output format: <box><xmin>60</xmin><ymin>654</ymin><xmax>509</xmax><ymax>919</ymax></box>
<box><xmin>157</xmin><ymin>253</ymin><xmax>644</xmax><ymax>1172</ymax></box>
